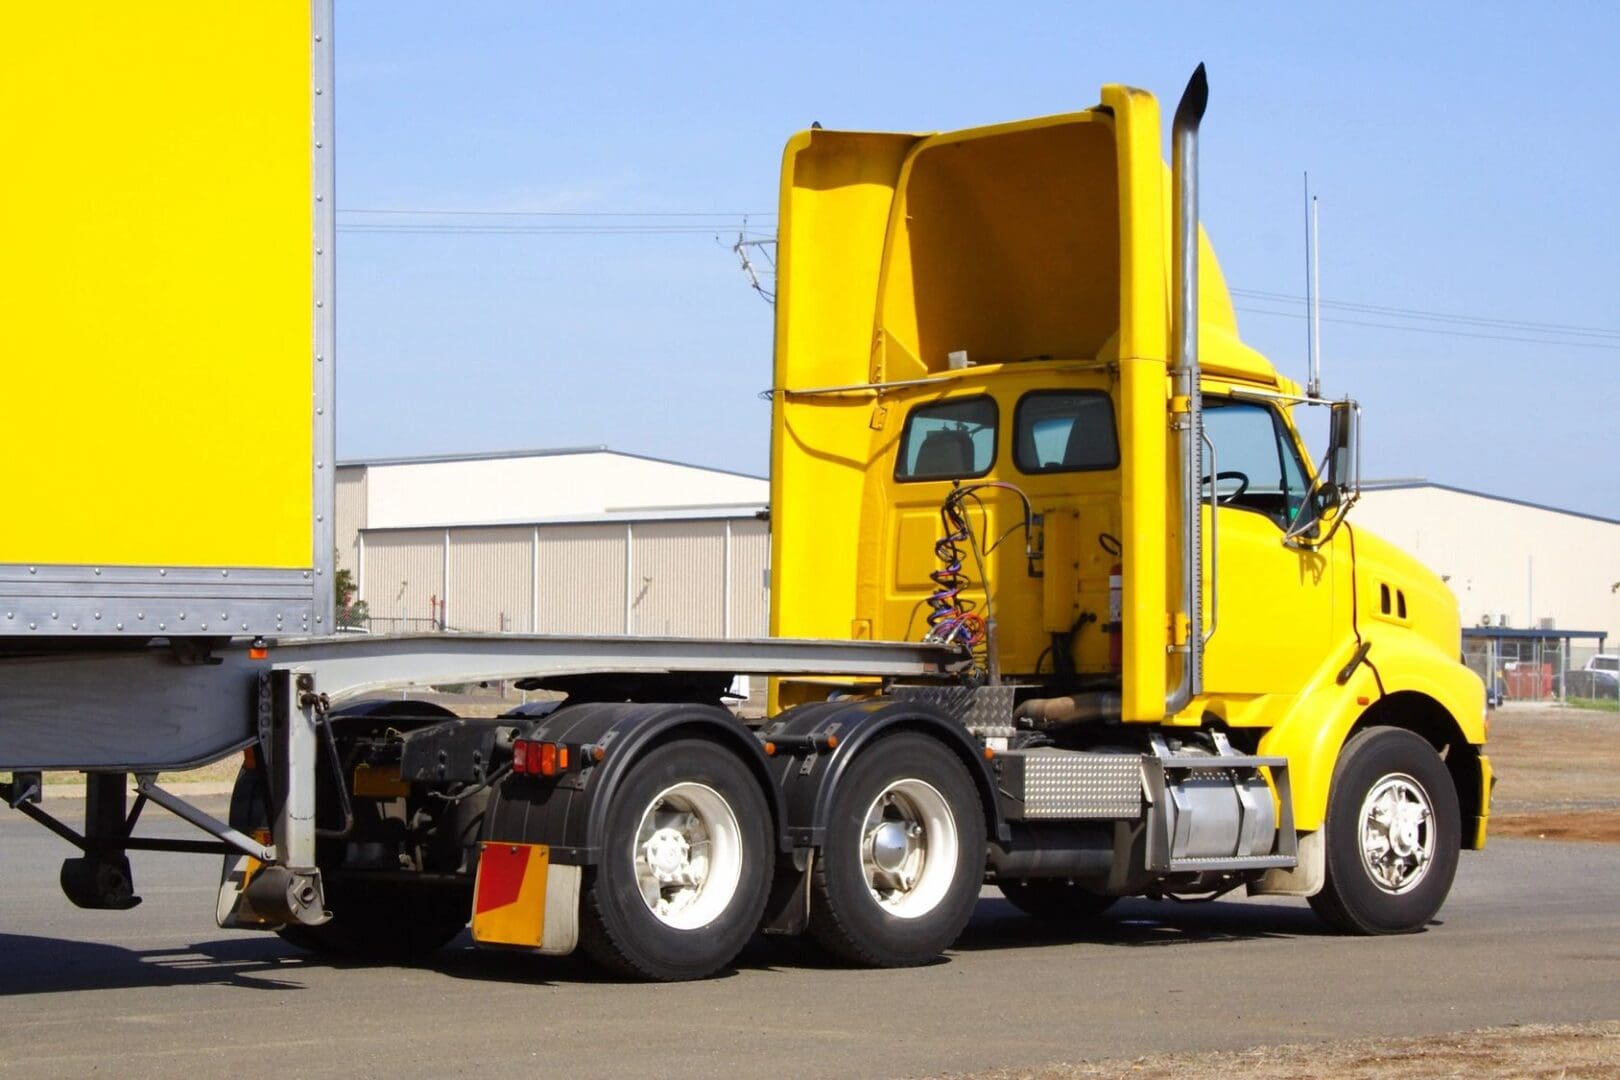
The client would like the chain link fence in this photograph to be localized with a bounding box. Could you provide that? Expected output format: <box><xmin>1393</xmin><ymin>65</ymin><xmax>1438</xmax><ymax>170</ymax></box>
<box><xmin>1464</xmin><ymin>633</ymin><xmax>1618</xmax><ymax>709</ymax></box>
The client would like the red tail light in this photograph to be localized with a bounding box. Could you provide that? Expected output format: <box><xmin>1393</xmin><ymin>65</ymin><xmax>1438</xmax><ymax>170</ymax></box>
<box><xmin>512</xmin><ymin>739</ymin><xmax>570</xmax><ymax>777</ymax></box>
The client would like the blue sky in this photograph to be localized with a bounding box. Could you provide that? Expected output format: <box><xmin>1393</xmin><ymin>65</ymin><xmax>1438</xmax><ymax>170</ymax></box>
<box><xmin>333</xmin><ymin>2</ymin><xmax>1620</xmax><ymax>518</ymax></box>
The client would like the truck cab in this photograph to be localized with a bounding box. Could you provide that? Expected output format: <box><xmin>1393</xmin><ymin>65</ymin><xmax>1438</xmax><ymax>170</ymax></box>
<box><xmin>769</xmin><ymin>73</ymin><xmax>1488</xmax><ymax>933</ymax></box>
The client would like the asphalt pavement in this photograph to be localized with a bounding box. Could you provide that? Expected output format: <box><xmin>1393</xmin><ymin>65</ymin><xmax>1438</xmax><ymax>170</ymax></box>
<box><xmin>2</xmin><ymin>797</ymin><xmax>1617</xmax><ymax>1079</ymax></box>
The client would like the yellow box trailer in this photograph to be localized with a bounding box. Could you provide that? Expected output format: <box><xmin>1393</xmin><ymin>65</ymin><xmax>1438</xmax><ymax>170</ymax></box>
<box><xmin>0</xmin><ymin>2</ymin><xmax>334</xmax><ymax>636</ymax></box>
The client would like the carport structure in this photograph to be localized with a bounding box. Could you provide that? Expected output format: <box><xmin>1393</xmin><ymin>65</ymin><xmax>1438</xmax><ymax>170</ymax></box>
<box><xmin>1463</xmin><ymin>626</ymin><xmax>1611</xmax><ymax>705</ymax></box>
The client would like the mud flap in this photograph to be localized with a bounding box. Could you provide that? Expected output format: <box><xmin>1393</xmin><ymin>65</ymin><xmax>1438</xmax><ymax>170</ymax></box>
<box><xmin>472</xmin><ymin>841</ymin><xmax>580</xmax><ymax>955</ymax></box>
<box><xmin>1249</xmin><ymin>829</ymin><xmax>1325</xmax><ymax>897</ymax></box>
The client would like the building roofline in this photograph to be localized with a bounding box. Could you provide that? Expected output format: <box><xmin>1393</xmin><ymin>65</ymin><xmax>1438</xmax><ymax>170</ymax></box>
<box><xmin>339</xmin><ymin>446</ymin><xmax>608</xmax><ymax>467</ymax></box>
<box><xmin>360</xmin><ymin>504</ymin><xmax>769</xmax><ymax>534</ymax></box>
<box><xmin>336</xmin><ymin>446</ymin><xmax>767</xmax><ymax>483</ymax></box>
<box><xmin>1362</xmin><ymin>479</ymin><xmax>1620</xmax><ymax>527</ymax></box>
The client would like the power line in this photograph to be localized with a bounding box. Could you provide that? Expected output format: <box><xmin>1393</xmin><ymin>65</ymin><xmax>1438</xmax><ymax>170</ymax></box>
<box><xmin>1235</xmin><ymin>304</ymin><xmax>1620</xmax><ymax>352</ymax></box>
<box><xmin>1230</xmin><ymin>287</ymin><xmax>1619</xmax><ymax>340</ymax></box>
<box><xmin>330</xmin><ymin>217</ymin><xmax>1615</xmax><ymax>353</ymax></box>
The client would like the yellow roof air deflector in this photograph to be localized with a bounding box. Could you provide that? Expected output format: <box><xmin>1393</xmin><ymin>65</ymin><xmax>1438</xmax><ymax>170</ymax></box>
<box><xmin>873</xmin><ymin>111</ymin><xmax>1121</xmax><ymax>385</ymax></box>
<box><xmin>775</xmin><ymin>100</ymin><xmax>1280</xmax><ymax>397</ymax></box>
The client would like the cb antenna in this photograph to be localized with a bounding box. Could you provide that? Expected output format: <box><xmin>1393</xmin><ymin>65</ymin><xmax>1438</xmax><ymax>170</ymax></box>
<box><xmin>1304</xmin><ymin>173</ymin><xmax>1322</xmax><ymax>398</ymax></box>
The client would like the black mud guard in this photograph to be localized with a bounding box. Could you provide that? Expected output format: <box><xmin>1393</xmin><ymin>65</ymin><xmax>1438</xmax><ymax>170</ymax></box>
<box><xmin>481</xmin><ymin>701</ymin><xmax>787</xmax><ymax>866</ymax></box>
<box><xmin>762</xmin><ymin>697</ymin><xmax>1007</xmax><ymax>850</ymax></box>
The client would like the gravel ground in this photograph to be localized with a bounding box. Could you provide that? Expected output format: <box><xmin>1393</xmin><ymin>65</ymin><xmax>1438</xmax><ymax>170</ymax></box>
<box><xmin>931</xmin><ymin>1021</ymin><xmax>1620</xmax><ymax>1079</ymax></box>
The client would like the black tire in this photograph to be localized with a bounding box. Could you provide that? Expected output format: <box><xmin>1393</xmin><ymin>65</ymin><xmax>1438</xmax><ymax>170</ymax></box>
<box><xmin>579</xmin><ymin>738</ymin><xmax>773</xmax><ymax>981</ymax></box>
<box><xmin>275</xmin><ymin>880</ymin><xmax>469</xmax><ymax>961</ymax></box>
<box><xmin>1309</xmin><ymin>726</ymin><xmax>1461</xmax><ymax>935</ymax></box>
<box><xmin>809</xmin><ymin>733</ymin><xmax>987</xmax><ymax>967</ymax></box>
<box><xmin>999</xmin><ymin>879</ymin><xmax>1117</xmax><ymax>921</ymax></box>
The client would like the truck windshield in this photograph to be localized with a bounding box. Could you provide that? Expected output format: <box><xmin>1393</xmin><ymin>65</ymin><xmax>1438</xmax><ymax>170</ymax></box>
<box><xmin>1202</xmin><ymin>398</ymin><xmax>1309</xmax><ymax>528</ymax></box>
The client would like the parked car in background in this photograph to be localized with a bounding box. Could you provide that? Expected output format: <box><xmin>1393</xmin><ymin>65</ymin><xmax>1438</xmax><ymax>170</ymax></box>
<box><xmin>1566</xmin><ymin>655</ymin><xmax>1619</xmax><ymax>700</ymax></box>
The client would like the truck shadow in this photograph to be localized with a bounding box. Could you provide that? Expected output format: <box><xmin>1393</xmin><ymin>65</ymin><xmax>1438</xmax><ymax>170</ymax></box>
<box><xmin>950</xmin><ymin>895</ymin><xmax>1338</xmax><ymax>952</ymax></box>
<box><xmin>434</xmin><ymin>895</ymin><xmax>1361</xmax><ymax>987</ymax></box>
<box><xmin>0</xmin><ymin>896</ymin><xmax>1424</xmax><ymax>995</ymax></box>
<box><xmin>0</xmin><ymin>932</ymin><xmax>313</xmax><ymax>995</ymax></box>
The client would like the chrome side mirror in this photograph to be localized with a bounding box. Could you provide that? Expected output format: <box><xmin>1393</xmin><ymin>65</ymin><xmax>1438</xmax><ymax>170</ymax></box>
<box><xmin>1326</xmin><ymin>398</ymin><xmax>1360</xmax><ymax>499</ymax></box>
<box><xmin>1286</xmin><ymin>398</ymin><xmax>1360</xmax><ymax>547</ymax></box>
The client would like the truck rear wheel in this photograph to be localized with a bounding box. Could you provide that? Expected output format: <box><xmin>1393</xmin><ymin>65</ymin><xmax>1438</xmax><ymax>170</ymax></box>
<box><xmin>809</xmin><ymin>733</ymin><xmax>986</xmax><ymax>967</ymax></box>
<box><xmin>999</xmin><ymin>879</ymin><xmax>1117</xmax><ymax>921</ymax></box>
<box><xmin>1309</xmin><ymin>726</ymin><xmax>1460</xmax><ymax>935</ymax></box>
<box><xmin>579</xmin><ymin>738</ymin><xmax>772</xmax><ymax>981</ymax></box>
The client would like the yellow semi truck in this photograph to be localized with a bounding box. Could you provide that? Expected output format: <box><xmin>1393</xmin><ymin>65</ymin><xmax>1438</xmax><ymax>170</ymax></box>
<box><xmin>0</xmin><ymin>6</ymin><xmax>1487</xmax><ymax>982</ymax></box>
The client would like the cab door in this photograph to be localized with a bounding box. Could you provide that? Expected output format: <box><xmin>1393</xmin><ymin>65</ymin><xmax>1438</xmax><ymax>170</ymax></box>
<box><xmin>1200</xmin><ymin>397</ymin><xmax>1338</xmax><ymax>694</ymax></box>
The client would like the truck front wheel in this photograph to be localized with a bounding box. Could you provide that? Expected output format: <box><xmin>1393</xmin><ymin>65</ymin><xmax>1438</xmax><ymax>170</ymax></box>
<box><xmin>809</xmin><ymin>733</ymin><xmax>986</xmax><ymax>966</ymax></box>
<box><xmin>1309</xmin><ymin>726</ymin><xmax>1460</xmax><ymax>935</ymax></box>
<box><xmin>579</xmin><ymin>738</ymin><xmax>772</xmax><ymax>981</ymax></box>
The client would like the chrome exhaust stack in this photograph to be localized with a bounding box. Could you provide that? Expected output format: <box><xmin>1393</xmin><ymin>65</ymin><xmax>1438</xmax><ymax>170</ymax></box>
<box><xmin>1166</xmin><ymin>64</ymin><xmax>1208</xmax><ymax>717</ymax></box>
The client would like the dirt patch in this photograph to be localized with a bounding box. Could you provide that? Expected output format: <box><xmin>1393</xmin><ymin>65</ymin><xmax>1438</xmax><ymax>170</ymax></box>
<box><xmin>1485</xmin><ymin>704</ymin><xmax>1620</xmax><ymax>815</ymax></box>
<box><xmin>929</xmin><ymin>1021</ymin><xmax>1620</xmax><ymax>1079</ymax></box>
<box><xmin>1479</xmin><ymin>704</ymin><xmax>1620</xmax><ymax>843</ymax></box>
<box><xmin>1491</xmin><ymin>811</ymin><xmax>1620</xmax><ymax>843</ymax></box>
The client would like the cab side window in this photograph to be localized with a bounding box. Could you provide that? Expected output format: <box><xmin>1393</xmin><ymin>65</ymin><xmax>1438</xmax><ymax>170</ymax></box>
<box><xmin>1014</xmin><ymin>391</ymin><xmax>1119</xmax><ymax>473</ymax></box>
<box><xmin>895</xmin><ymin>396</ymin><xmax>997</xmax><ymax>481</ymax></box>
<box><xmin>1202</xmin><ymin>398</ymin><xmax>1309</xmax><ymax>527</ymax></box>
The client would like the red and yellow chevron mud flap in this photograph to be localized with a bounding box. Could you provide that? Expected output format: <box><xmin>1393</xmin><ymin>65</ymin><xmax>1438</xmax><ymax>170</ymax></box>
<box><xmin>472</xmin><ymin>841</ymin><xmax>581</xmax><ymax>955</ymax></box>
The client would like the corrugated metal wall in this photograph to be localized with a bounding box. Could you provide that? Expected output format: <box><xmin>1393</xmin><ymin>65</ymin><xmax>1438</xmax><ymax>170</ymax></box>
<box><xmin>631</xmin><ymin>521</ymin><xmax>726</xmax><ymax>637</ymax></box>
<box><xmin>730</xmin><ymin>518</ymin><xmax>769</xmax><ymax>637</ymax></box>
<box><xmin>447</xmin><ymin>526</ymin><xmax>534</xmax><ymax>632</ymax></box>
<box><xmin>536</xmin><ymin>523</ymin><xmax>628</xmax><ymax>634</ymax></box>
<box><xmin>335</xmin><ymin>468</ymin><xmax>367</xmax><ymax>573</ymax></box>
<box><xmin>361</xmin><ymin>530</ymin><xmax>444</xmax><ymax>631</ymax></box>
<box><xmin>357</xmin><ymin>516</ymin><xmax>769</xmax><ymax>638</ymax></box>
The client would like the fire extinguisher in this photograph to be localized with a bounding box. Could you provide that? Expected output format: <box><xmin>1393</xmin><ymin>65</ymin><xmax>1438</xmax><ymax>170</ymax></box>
<box><xmin>1106</xmin><ymin>562</ymin><xmax>1123</xmax><ymax>672</ymax></box>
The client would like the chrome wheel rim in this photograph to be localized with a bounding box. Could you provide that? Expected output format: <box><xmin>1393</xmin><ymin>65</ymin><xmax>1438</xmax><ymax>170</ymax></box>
<box><xmin>1357</xmin><ymin>773</ymin><xmax>1436</xmax><ymax>895</ymax></box>
<box><xmin>632</xmin><ymin>782</ymin><xmax>743</xmax><ymax>930</ymax></box>
<box><xmin>860</xmin><ymin>778</ymin><xmax>958</xmax><ymax>919</ymax></box>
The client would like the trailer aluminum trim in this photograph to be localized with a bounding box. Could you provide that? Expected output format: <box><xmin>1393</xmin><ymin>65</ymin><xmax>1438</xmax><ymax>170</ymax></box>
<box><xmin>311</xmin><ymin>0</ymin><xmax>338</xmax><ymax>633</ymax></box>
<box><xmin>267</xmin><ymin>633</ymin><xmax>967</xmax><ymax>700</ymax></box>
<box><xmin>0</xmin><ymin>633</ymin><xmax>966</xmax><ymax>771</ymax></box>
<box><xmin>0</xmin><ymin>565</ymin><xmax>318</xmax><ymax>636</ymax></box>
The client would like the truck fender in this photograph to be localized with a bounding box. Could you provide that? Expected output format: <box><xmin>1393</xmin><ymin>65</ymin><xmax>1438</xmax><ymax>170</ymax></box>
<box><xmin>483</xmin><ymin>701</ymin><xmax>787</xmax><ymax>864</ymax></box>
<box><xmin>762</xmin><ymin>697</ymin><xmax>1006</xmax><ymax>850</ymax></box>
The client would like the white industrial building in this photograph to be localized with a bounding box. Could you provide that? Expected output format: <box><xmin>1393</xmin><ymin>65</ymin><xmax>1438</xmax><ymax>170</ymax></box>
<box><xmin>1356</xmin><ymin>481</ymin><xmax>1620</xmax><ymax>650</ymax></box>
<box><xmin>336</xmin><ymin>448</ymin><xmax>769</xmax><ymax>637</ymax></box>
